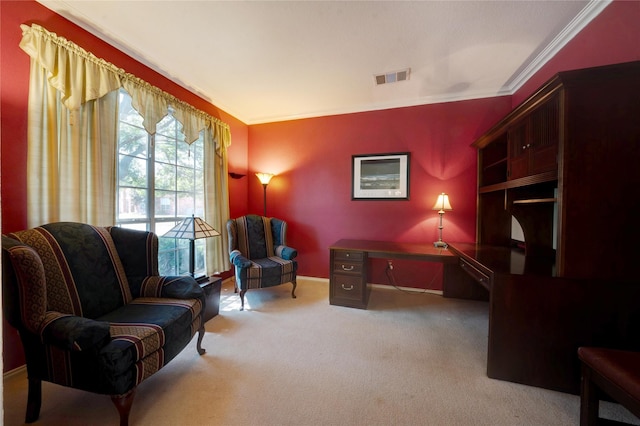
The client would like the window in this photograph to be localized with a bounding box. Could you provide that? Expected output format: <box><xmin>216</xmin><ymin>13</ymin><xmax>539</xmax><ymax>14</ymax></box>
<box><xmin>116</xmin><ymin>89</ymin><xmax>206</xmax><ymax>276</ymax></box>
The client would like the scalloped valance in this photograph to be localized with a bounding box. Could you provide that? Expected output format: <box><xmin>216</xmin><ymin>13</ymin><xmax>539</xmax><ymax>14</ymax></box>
<box><xmin>19</xmin><ymin>23</ymin><xmax>230</xmax><ymax>147</ymax></box>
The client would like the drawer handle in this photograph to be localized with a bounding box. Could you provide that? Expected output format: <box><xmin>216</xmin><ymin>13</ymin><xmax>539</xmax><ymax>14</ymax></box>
<box><xmin>341</xmin><ymin>284</ymin><xmax>354</xmax><ymax>291</ymax></box>
<box><xmin>341</xmin><ymin>264</ymin><xmax>354</xmax><ymax>271</ymax></box>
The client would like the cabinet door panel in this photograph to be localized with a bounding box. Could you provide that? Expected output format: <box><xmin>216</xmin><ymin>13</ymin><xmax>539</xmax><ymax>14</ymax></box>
<box><xmin>508</xmin><ymin>123</ymin><xmax>529</xmax><ymax>180</ymax></box>
<box><xmin>529</xmin><ymin>144</ymin><xmax>557</xmax><ymax>175</ymax></box>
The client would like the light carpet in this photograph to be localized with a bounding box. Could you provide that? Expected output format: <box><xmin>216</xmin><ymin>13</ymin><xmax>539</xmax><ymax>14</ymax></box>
<box><xmin>3</xmin><ymin>278</ymin><xmax>638</xmax><ymax>425</ymax></box>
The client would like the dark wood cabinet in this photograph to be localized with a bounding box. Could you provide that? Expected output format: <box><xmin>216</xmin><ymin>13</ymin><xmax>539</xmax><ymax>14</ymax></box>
<box><xmin>451</xmin><ymin>61</ymin><xmax>640</xmax><ymax>394</ymax></box>
<box><xmin>329</xmin><ymin>248</ymin><xmax>369</xmax><ymax>309</ymax></box>
<box><xmin>507</xmin><ymin>92</ymin><xmax>560</xmax><ymax>180</ymax></box>
<box><xmin>475</xmin><ymin>60</ymin><xmax>640</xmax><ymax>280</ymax></box>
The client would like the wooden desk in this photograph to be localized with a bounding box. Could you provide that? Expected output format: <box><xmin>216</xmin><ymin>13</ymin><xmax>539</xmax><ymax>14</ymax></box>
<box><xmin>449</xmin><ymin>242</ymin><xmax>640</xmax><ymax>394</ymax></box>
<box><xmin>329</xmin><ymin>239</ymin><xmax>485</xmax><ymax>309</ymax></box>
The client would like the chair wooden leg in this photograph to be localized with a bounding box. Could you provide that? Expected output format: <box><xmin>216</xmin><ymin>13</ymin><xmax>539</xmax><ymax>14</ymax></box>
<box><xmin>291</xmin><ymin>280</ymin><xmax>297</xmax><ymax>299</ymax></box>
<box><xmin>580</xmin><ymin>365</ymin><xmax>599</xmax><ymax>426</ymax></box>
<box><xmin>239</xmin><ymin>290</ymin><xmax>246</xmax><ymax>311</ymax></box>
<box><xmin>25</xmin><ymin>377</ymin><xmax>41</xmax><ymax>423</ymax></box>
<box><xmin>111</xmin><ymin>389</ymin><xmax>135</xmax><ymax>426</ymax></box>
<box><xmin>196</xmin><ymin>324</ymin><xmax>206</xmax><ymax>355</ymax></box>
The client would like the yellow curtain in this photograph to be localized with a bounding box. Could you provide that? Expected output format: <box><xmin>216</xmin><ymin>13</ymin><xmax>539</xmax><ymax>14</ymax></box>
<box><xmin>19</xmin><ymin>24</ymin><xmax>122</xmax><ymax>109</ymax></box>
<box><xmin>25</xmin><ymin>44</ymin><xmax>118</xmax><ymax>227</ymax></box>
<box><xmin>19</xmin><ymin>23</ymin><xmax>232</xmax><ymax>274</ymax></box>
<box><xmin>205</xmin><ymin>121</ymin><xmax>232</xmax><ymax>274</ymax></box>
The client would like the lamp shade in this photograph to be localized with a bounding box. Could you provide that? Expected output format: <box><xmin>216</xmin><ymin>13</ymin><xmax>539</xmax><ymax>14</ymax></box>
<box><xmin>163</xmin><ymin>215</ymin><xmax>220</xmax><ymax>240</ymax></box>
<box><xmin>432</xmin><ymin>193</ymin><xmax>453</xmax><ymax>211</ymax></box>
<box><xmin>256</xmin><ymin>172</ymin><xmax>274</xmax><ymax>185</ymax></box>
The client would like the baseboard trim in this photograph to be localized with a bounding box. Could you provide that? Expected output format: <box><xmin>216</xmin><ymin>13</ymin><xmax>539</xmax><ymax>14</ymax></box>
<box><xmin>371</xmin><ymin>283</ymin><xmax>443</xmax><ymax>296</ymax></box>
<box><xmin>3</xmin><ymin>364</ymin><xmax>26</xmax><ymax>379</ymax></box>
<box><xmin>297</xmin><ymin>275</ymin><xmax>328</xmax><ymax>283</ymax></box>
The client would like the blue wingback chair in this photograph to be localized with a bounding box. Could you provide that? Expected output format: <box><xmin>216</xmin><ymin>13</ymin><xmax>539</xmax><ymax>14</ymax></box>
<box><xmin>2</xmin><ymin>222</ymin><xmax>206</xmax><ymax>425</ymax></box>
<box><xmin>226</xmin><ymin>215</ymin><xmax>298</xmax><ymax>310</ymax></box>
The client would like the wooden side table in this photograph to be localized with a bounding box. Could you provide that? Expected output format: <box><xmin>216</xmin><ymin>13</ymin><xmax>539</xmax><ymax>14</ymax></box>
<box><xmin>197</xmin><ymin>276</ymin><xmax>222</xmax><ymax>322</ymax></box>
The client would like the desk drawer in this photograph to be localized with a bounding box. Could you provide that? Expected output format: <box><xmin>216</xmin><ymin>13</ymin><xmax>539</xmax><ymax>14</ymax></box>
<box><xmin>333</xmin><ymin>250</ymin><xmax>364</xmax><ymax>262</ymax></box>
<box><xmin>333</xmin><ymin>261</ymin><xmax>364</xmax><ymax>274</ymax></box>
<box><xmin>459</xmin><ymin>258</ymin><xmax>491</xmax><ymax>290</ymax></box>
<box><xmin>332</xmin><ymin>274</ymin><xmax>364</xmax><ymax>301</ymax></box>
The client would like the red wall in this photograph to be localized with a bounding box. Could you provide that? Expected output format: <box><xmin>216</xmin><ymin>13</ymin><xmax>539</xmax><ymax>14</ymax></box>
<box><xmin>513</xmin><ymin>0</ymin><xmax>640</xmax><ymax>105</ymax></box>
<box><xmin>247</xmin><ymin>98</ymin><xmax>511</xmax><ymax>286</ymax></box>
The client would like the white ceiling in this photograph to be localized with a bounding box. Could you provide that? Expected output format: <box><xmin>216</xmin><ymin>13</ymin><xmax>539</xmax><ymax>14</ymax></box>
<box><xmin>37</xmin><ymin>0</ymin><xmax>608</xmax><ymax>125</ymax></box>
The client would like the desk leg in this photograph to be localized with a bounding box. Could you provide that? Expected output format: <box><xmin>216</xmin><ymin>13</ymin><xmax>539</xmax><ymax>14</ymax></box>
<box><xmin>442</xmin><ymin>263</ymin><xmax>489</xmax><ymax>300</ymax></box>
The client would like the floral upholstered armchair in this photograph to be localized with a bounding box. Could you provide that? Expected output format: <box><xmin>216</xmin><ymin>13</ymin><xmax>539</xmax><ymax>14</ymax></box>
<box><xmin>227</xmin><ymin>215</ymin><xmax>298</xmax><ymax>310</ymax></box>
<box><xmin>1</xmin><ymin>222</ymin><xmax>206</xmax><ymax>425</ymax></box>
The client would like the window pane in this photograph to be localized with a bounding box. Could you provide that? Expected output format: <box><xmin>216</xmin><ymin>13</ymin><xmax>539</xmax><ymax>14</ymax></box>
<box><xmin>155</xmin><ymin>162</ymin><xmax>176</xmax><ymax>190</ymax></box>
<box><xmin>195</xmin><ymin>168</ymin><xmax>204</xmax><ymax>193</ymax></box>
<box><xmin>119</xmin><ymin>154</ymin><xmax>148</xmax><ymax>187</ymax></box>
<box><xmin>155</xmin><ymin>190</ymin><xmax>176</xmax><ymax>218</ymax></box>
<box><xmin>176</xmin><ymin>165</ymin><xmax>195</xmax><ymax>192</ymax></box>
<box><xmin>118</xmin><ymin>123</ymin><xmax>148</xmax><ymax>158</ymax></box>
<box><xmin>157</xmin><ymin>221</ymin><xmax>180</xmax><ymax>237</ymax></box>
<box><xmin>194</xmin><ymin>140</ymin><xmax>204</xmax><ymax>170</ymax></box>
<box><xmin>194</xmin><ymin>197</ymin><xmax>205</xmax><ymax>218</ymax></box>
<box><xmin>158</xmin><ymin>248</ymin><xmax>177</xmax><ymax>276</ymax></box>
<box><xmin>177</xmin><ymin>193</ymin><xmax>195</xmax><ymax>216</ymax></box>
<box><xmin>156</xmin><ymin>114</ymin><xmax>177</xmax><ymax>138</ymax></box>
<box><xmin>177</xmin><ymin>141</ymin><xmax>194</xmax><ymax>167</ymax></box>
<box><xmin>176</xmin><ymin>239</ymin><xmax>190</xmax><ymax>275</ymax></box>
<box><xmin>155</xmin><ymin>135</ymin><xmax>176</xmax><ymax>164</ymax></box>
<box><xmin>118</xmin><ymin>187</ymin><xmax>147</xmax><ymax>220</ymax></box>
<box><xmin>194</xmin><ymin>239</ymin><xmax>206</xmax><ymax>273</ymax></box>
<box><xmin>116</xmin><ymin>91</ymin><xmax>207</xmax><ymax>277</ymax></box>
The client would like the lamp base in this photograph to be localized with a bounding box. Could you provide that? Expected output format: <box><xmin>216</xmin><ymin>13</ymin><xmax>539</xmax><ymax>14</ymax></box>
<box><xmin>433</xmin><ymin>240</ymin><xmax>448</xmax><ymax>249</ymax></box>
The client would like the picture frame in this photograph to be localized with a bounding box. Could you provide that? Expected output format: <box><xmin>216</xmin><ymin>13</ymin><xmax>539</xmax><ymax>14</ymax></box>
<box><xmin>352</xmin><ymin>152</ymin><xmax>410</xmax><ymax>200</ymax></box>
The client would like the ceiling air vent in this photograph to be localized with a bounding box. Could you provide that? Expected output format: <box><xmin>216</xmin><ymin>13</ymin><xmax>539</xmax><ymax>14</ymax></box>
<box><xmin>375</xmin><ymin>68</ymin><xmax>410</xmax><ymax>85</ymax></box>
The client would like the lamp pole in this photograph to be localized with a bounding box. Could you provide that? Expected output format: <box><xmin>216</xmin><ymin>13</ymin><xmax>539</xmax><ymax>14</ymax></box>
<box><xmin>262</xmin><ymin>183</ymin><xmax>268</xmax><ymax>216</ymax></box>
<box><xmin>189</xmin><ymin>238</ymin><xmax>195</xmax><ymax>277</ymax></box>
<box><xmin>256</xmin><ymin>173</ymin><xmax>274</xmax><ymax>217</ymax></box>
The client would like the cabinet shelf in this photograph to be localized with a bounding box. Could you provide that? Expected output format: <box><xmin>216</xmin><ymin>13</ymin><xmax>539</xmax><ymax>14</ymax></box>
<box><xmin>478</xmin><ymin>170</ymin><xmax>557</xmax><ymax>194</ymax></box>
<box><xmin>512</xmin><ymin>198</ymin><xmax>557</xmax><ymax>205</ymax></box>
<box><xmin>483</xmin><ymin>157</ymin><xmax>508</xmax><ymax>170</ymax></box>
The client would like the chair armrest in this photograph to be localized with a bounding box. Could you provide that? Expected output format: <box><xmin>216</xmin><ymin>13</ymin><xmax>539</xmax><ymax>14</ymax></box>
<box><xmin>275</xmin><ymin>245</ymin><xmax>297</xmax><ymax>260</ymax></box>
<box><xmin>41</xmin><ymin>313</ymin><xmax>111</xmax><ymax>352</ymax></box>
<box><xmin>2</xmin><ymin>236</ymin><xmax>47</xmax><ymax>333</ymax></box>
<box><xmin>230</xmin><ymin>250</ymin><xmax>252</xmax><ymax>268</ymax></box>
<box><xmin>139</xmin><ymin>275</ymin><xmax>204</xmax><ymax>299</ymax></box>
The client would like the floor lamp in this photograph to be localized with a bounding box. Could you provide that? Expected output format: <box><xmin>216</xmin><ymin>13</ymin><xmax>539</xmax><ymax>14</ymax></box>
<box><xmin>163</xmin><ymin>214</ymin><xmax>220</xmax><ymax>282</ymax></box>
<box><xmin>256</xmin><ymin>172</ymin><xmax>274</xmax><ymax>216</ymax></box>
<box><xmin>433</xmin><ymin>192</ymin><xmax>453</xmax><ymax>248</ymax></box>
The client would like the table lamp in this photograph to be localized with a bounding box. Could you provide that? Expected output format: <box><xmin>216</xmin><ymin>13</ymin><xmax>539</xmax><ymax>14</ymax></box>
<box><xmin>163</xmin><ymin>214</ymin><xmax>220</xmax><ymax>281</ymax></box>
<box><xmin>432</xmin><ymin>192</ymin><xmax>452</xmax><ymax>248</ymax></box>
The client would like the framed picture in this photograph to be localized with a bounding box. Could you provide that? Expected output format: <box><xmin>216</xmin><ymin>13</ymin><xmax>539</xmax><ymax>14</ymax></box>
<box><xmin>352</xmin><ymin>152</ymin><xmax>410</xmax><ymax>200</ymax></box>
